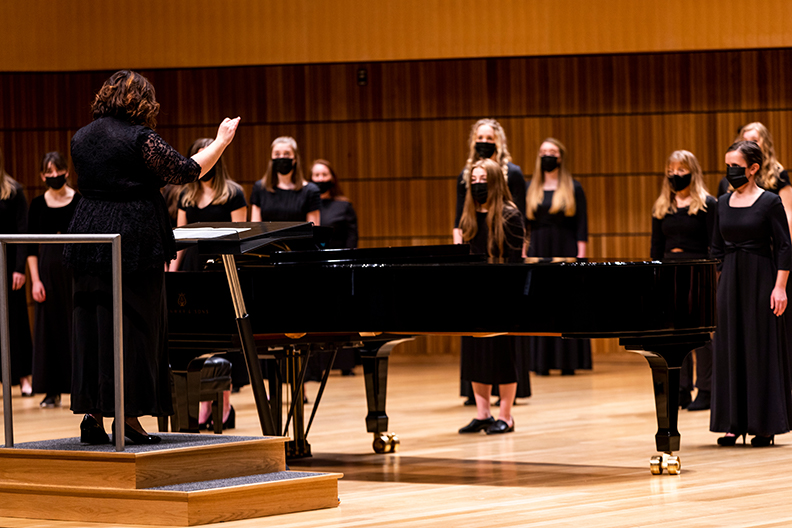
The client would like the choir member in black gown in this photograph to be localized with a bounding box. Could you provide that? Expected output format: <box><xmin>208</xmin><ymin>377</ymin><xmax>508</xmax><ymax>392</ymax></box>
<box><xmin>711</xmin><ymin>140</ymin><xmax>792</xmax><ymax>447</ymax></box>
<box><xmin>66</xmin><ymin>70</ymin><xmax>240</xmax><ymax>444</ymax></box>
<box><xmin>525</xmin><ymin>138</ymin><xmax>591</xmax><ymax>376</ymax></box>
<box><xmin>453</xmin><ymin>119</ymin><xmax>530</xmax><ymax>404</ymax></box>
<box><xmin>169</xmin><ymin>138</ymin><xmax>247</xmax><ymax>428</ymax></box>
<box><xmin>311</xmin><ymin>159</ymin><xmax>358</xmax><ymax>249</ymax></box>
<box><xmin>650</xmin><ymin>150</ymin><xmax>715</xmax><ymax>411</ymax></box>
<box><xmin>458</xmin><ymin>159</ymin><xmax>524</xmax><ymax>435</ymax></box>
<box><xmin>0</xmin><ymin>147</ymin><xmax>33</xmax><ymax>396</ymax></box>
<box><xmin>250</xmin><ymin>137</ymin><xmax>321</xmax><ymax>225</ymax></box>
<box><xmin>27</xmin><ymin>152</ymin><xmax>81</xmax><ymax>408</ymax></box>
<box><xmin>170</xmin><ymin>138</ymin><xmax>247</xmax><ymax>272</ymax></box>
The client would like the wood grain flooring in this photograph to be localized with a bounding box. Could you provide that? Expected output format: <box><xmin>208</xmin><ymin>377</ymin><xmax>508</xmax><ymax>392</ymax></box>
<box><xmin>1</xmin><ymin>352</ymin><xmax>789</xmax><ymax>527</ymax></box>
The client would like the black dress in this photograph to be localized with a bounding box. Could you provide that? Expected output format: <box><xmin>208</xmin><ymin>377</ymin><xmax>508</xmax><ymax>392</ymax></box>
<box><xmin>525</xmin><ymin>180</ymin><xmax>592</xmax><ymax>373</ymax></box>
<box><xmin>320</xmin><ymin>199</ymin><xmax>358</xmax><ymax>249</ymax></box>
<box><xmin>710</xmin><ymin>191</ymin><xmax>792</xmax><ymax>436</ymax></box>
<box><xmin>0</xmin><ymin>182</ymin><xmax>32</xmax><ymax>385</ymax></box>
<box><xmin>249</xmin><ymin>181</ymin><xmax>321</xmax><ymax>221</ymax></box>
<box><xmin>176</xmin><ymin>185</ymin><xmax>247</xmax><ymax>271</ymax></box>
<box><xmin>459</xmin><ymin>209</ymin><xmax>525</xmax><ymax>387</ymax></box>
<box><xmin>29</xmin><ymin>193</ymin><xmax>81</xmax><ymax>395</ymax></box>
<box><xmin>650</xmin><ymin>196</ymin><xmax>717</xmax><ymax>397</ymax></box>
<box><xmin>67</xmin><ymin>116</ymin><xmax>200</xmax><ymax>417</ymax></box>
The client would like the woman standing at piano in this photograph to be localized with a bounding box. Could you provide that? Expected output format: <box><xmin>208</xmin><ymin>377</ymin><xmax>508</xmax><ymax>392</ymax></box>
<box><xmin>650</xmin><ymin>150</ymin><xmax>716</xmax><ymax>411</ymax></box>
<box><xmin>453</xmin><ymin>119</ymin><xmax>529</xmax><ymax>404</ymax></box>
<box><xmin>311</xmin><ymin>159</ymin><xmax>358</xmax><ymax>249</ymax></box>
<box><xmin>250</xmin><ymin>137</ymin><xmax>321</xmax><ymax>225</ymax></box>
<box><xmin>27</xmin><ymin>152</ymin><xmax>82</xmax><ymax>408</ymax></box>
<box><xmin>711</xmin><ymin>140</ymin><xmax>792</xmax><ymax>447</ymax></box>
<box><xmin>66</xmin><ymin>70</ymin><xmax>240</xmax><ymax>444</ymax></box>
<box><xmin>525</xmin><ymin>138</ymin><xmax>591</xmax><ymax>376</ymax></box>
<box><xmin>458</xmin><ymin>158</ymin><xmax>524</xmax><ymax>435</ymax></box>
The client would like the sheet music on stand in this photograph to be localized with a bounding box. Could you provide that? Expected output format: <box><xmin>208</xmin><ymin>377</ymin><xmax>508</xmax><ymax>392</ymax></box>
<box><xmin>173</xmin><ymin>227</ymin><xmax>250</xmax><ymax>240</ymax></box>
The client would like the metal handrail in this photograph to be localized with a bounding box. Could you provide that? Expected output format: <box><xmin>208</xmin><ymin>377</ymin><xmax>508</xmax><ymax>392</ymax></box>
<box><xmin>0</xmin><ymin>234</ymin><xmax>125</xmax><ymax>451</ymax></box>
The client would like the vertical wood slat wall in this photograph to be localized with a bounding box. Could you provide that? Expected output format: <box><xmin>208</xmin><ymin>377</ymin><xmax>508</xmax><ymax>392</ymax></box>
<box><xmin>3</xmin><ymin>48</ymin><xmax>791</xmax><ymax>354</ymax></box>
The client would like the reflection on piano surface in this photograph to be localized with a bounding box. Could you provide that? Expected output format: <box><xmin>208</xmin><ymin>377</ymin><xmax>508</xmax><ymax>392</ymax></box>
<box><xmin>167</xmin><ymin>221</ymin><xmax>716</xmax><ymax>473</ymax></box>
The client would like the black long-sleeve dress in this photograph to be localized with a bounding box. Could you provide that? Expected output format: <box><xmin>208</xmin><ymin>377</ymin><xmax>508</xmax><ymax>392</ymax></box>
<box><xmin>29</xmin><ymin>193</ymin><xmax>81</xmax><ymax>395</ymax></box>
<box><xmin>710</xmin><ymin>191</ymin><xmax>792</xmax><ymax>436</ymax></box>
<box><xmin>320</xmin><ymin>198</ymin><xmax>358</xmax><ymax>249</ymax></box>
<box><xmin>176</xmin><ymin>185</ymin><xmax>247</xmax><ymax>271</ymax></box>
<box><xmin>0</xmin><ymin>182</ymin><xmax>32</xmax><ymax>385</ymax></box>
<box><xmin>459</xmin><ymin>209</ymin><xmax>525</xmax><ymax>387</ymax></box>
<box><xmin>525</xmin><ymin>180</ymin><xmax>591</xmax><ymax>374</ymax></box>
<box><xmin>650</xmin><ymin>196</ymin><xmax>717</xmax><ymax>396</ymax></box>
<box><xmin>66</xmin><ymin>116</ymin><xmax>201</xmax><ymax>417</ymax></box>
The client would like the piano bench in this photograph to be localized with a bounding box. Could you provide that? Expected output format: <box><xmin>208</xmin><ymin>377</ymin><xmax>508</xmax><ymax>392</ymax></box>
<box><xmin>159</xmin><ymin>356</ymin><xmax>232</xmax><ymax>434</ymax></box>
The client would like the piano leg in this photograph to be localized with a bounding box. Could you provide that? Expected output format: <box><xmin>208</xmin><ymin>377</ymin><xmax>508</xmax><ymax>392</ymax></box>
<box><xmin>284</xmin><ymin>347</ymin><xmax>312</xmax><ymax>459</ymax></box>
<box><xmin>620</xmin><ymin>334</ymin><xmax>710</xmax><ymax>475</ymax></box>
<box><xmin>361</xmin><ymin>339</ymin><xmax>412</xmax><ymax>454</ymax></box>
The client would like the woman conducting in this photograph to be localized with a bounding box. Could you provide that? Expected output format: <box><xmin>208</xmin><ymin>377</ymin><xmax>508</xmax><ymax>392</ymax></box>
<box><xmin>66</xmin><ymin>70</ymin><xmax>240</xmax><ymax>444</ymax></box>
<box><xmin>710</xmin><ymin>140</ymin><xmax>792</xmax><ymax>447</ymax></box>
<box><xmin>457</xmin><ymin>158</ymin><xmax>524</xmax><ymax>435</ymax></box>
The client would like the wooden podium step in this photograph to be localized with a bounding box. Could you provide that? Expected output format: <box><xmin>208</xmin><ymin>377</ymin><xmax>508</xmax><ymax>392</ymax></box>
<box><xmin>0</xmin><ymin>434</ymin><xmax>342</xmax><ymax>526</ymax></box>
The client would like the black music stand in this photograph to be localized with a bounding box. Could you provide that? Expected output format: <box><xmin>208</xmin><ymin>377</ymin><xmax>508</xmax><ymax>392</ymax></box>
<box><xmin>173</xmin><ymin>221</ymin><xmax>316</xmax><ymax>436</ymax></box>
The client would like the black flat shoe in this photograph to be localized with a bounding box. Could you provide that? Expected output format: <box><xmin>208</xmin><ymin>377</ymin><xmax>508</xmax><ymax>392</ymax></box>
<box><xmin>40</xmin><ymin>394</ymin><xmax>61</xmax><ymax>408</ymax></box>
<box><xmin>21</xmin><ymin>391</ymin><xmax>33</xmax><ymax>398</ymax></box>
<box><xmin>486</xmin><ymin>419</ymin><xmax>515</xmax><ymax>435</ymax></box>
<box><xmin>561</xmin><ymin>369</ymin><xmax>575</xmax><ymax>376</ymax></box>
<box><xmin>717</xmin><ymin>433</ymin><xmax>745</xmax><ymax>446</ymax></box>
<box><xmin>463</xmin><ymin>397</ymin><xmax>476</xmax><ymax>406</ymax></box>
<box><xmin>679</xmin><ymin>390</ymin><xmax>692</xmax><ymax>410</ymax></box>
<box><xmin>208</xmin><ymin>406</ymin><xmax>236</xmax><ymax>430</ymax></box>
<box><xmin>80</xmin><ymin>414</ymin><xmax>110</xmax><ymax>444</ymax></box>
<box><xmin>688</xmin><ymin>390</ymin><xmax>710</xmax><ymax>411</ymax></box>
<box><xmin>751</xmin><ymin>435</ymin><xmax>775</xmax><ymax>447</ymax></box>
<box><xmin>459</xmin><ymin>417</ymin><xmax>495</xmax><ymax>433</ymax></box>
<box><xmin>113</xmin><ymin>420</ymin><xmax>161</xmax><ymax>445</ymax></box>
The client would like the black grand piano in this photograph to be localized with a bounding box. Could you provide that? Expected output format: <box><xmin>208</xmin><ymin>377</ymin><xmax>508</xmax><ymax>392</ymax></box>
<box><xmin>166</xmin><ymin>222</ymin><xmax>716</xmax><ymax>475</ymax></box>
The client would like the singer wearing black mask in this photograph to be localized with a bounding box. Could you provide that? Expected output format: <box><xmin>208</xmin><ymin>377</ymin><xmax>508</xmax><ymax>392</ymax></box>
<box><xmin>525</xmin><ymin>138</ymin><xmax>591</xmax><ymax>376</ymax></box>
<box><xmin>250</xmin><ymin>136</ymin><xmax>320</xmax><ymax>225</ymax></box>
<box><xmin>26</xmin><ymin>151</ymin><xmax>82</xmax><ymax>408</ymax></box>
<box><xmin>711</xmin><ymin>140</ymin><xmax>792</xmax><ymax>447</ymax></box>
<box><xmin>310</xmin><ymin>159</ymin><xmax>358</xmax><ymax>249</ymax></box>
<box><xmin>457</xmin><ymin>158</ymin><xmax>524</xmax><ymax>435</ymax></box>
<box><xmin>452</xmin><ymin>119</ymin><xmax>529</xmax><ymax>405</ymax></box>
<box><xmin>650</xmin><ymin>150</ymin><xmax>716</xmax><ymax>411</ymax></box>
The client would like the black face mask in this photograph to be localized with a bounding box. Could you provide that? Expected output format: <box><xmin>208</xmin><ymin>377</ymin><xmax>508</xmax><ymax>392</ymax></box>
<box><xmin>726</xmin><ymin>166</ymin><xmax>749</xmax><ymax>189</ymax></box>
<box><xmin>199</xmin><ymin>166</ymin><xmax>216</xmax><ymax>182</ymax></box>
<box><xmin>315</xmin><ymin>180</ymin><xmax>334</xmax><ymax>194</ymax></box>
<box><xmin>475</xmin><ymin>142</ymin><xmax>497</xmax><ymax>159</ymax></box>
<box><xmin>45</xmin><ymin>175</ymin><xmax>67</xmax><ymax>190</ymax></box>
<box><xmin>668</xmin><ymin>173</ymin><xmax>692</xmax><ymax>192</ymax></box>
<box><xmin>471</xmin><ymin>183</ymin><xmax>488</xmax><ymax>204</ymax></box>
<box><xmin>541</xmin><ymin>156</ymin><xmax>559</xmax><ymax>172</ymax></box>
<box><xmin>272</xmin><ymin>158</ymin><xmax>294</xmax><ymax>175</ymax></box>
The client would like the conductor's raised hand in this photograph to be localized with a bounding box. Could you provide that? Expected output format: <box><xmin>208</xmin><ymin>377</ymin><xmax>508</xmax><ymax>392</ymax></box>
<box><xmin>216</xmin><ymin>117</ymin><xmax>241</xmax><ymax>147</ymax></box>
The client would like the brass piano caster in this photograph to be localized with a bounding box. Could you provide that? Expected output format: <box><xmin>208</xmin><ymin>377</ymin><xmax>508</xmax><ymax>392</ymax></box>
<box><xmin>373</xmin><ymin>433</ymin><xmax>400</xmax><ymax>454</ymax></box>
<box><xmin>649</xmin><ymin>452</ymin><xmax>681</xmax><ymax>475</ymax></box>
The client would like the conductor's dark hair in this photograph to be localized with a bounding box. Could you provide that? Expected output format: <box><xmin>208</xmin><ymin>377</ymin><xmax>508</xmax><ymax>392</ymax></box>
<box><xmin>727</xmin><ymin>140</ymin><xmax>764</xmax><ymax>171</ymax></box>
<box><xmin>40</xmin><ymin>151</ymin><xmax>68</xmax><ymax>173</ymax></box>
<box><xmin>91</xmin><ymin>70</ymin><xmax>160</xmax><ymax>129</ymax></box>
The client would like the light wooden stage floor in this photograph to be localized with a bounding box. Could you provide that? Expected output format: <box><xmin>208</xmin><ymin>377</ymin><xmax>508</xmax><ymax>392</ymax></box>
<box><xmin>2</xmin><ymin>352</ymin><xmax>790</xmax><ymax>528</ymax></box>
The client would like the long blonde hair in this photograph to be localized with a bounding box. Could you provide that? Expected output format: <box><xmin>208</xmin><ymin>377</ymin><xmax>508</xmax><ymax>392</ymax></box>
<box><xmin>461</xmin><ymin>119</ymin><xmax>512</xmax><ymax>189</ymax></box>
<box><xmin>738</xmin><ymin>122</ymin><xmax>785</xmax><ymax>190</ymax></box>
<box><xmin>526</xmin><ymin>138</ymin><xmax>575</xmax><ymax>219</ymax></box>
<box><xmin>0</xmin><ymin>148</ymin><xmax>18</xmax><ymax>201</ymax></box>
<box><xmin>262</xmin><ymin>136</ymin><xmax>305</xmax><ymax>193</ymax></box>
<box><xmin>459</xmin><ymin>158</ymin><xmax>519</xmax><ymax>258</ymax></box>
<box><xmin>180</xmin><ymin>138</ymin><xmax>243</xmax><ymax>207</ymax></box>
<box><xmin>652</xmin><ymin>150</ymin><xmax>711</xmax><ymax>219</ymax></box>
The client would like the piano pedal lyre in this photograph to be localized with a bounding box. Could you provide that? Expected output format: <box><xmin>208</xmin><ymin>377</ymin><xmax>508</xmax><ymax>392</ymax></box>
<box><xmin>373</xmin><ymin>433</ymin><xmax>400</xmax><ymax>454</ymax></box>
<box><xmin>649</xmin><ymin>452</ymin><xmax>681</xmax><ymax>475</ymax></box>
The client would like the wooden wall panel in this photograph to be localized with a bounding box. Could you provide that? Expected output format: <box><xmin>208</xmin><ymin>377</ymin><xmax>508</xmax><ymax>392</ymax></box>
<box><xmin>5</xmin><ymin>47</ymin><xmax>792</xmax><ymax>354</ymax></box>
<box><xmin>5</xmin><ymin>1</ymin><xmax>792</xmax><ymax>71</ymax></box>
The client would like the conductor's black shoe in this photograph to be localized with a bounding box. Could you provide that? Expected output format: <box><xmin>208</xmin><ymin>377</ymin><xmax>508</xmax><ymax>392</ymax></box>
<box><xmin>459</xmin><ymin>417</ymin><xmax>495</xmax><ymax>433</ymax></box>
<box><xmin>80</xmin><ymin>414</ymin><xmax>110</xmax><ymax>444</ymax></box>
<box><xmin>486</xmin><ymin>419</ymin><xmax>515</xmax><ymax>435</ymax></box>
<box><xmin>113</xmin><ymin>421</ymin><xmax>161</xmax><ymax>445</ymax></box>
<box><xmin>688</xmin><ymin>390</ymin><xmax>710</xmax><ymax>411</ymax></box>
<box><xmin>679</xmin><ymin>390</ymin><xmax>692</xmax><ymax>410</ymax></box>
